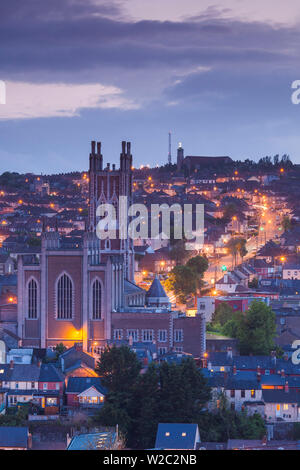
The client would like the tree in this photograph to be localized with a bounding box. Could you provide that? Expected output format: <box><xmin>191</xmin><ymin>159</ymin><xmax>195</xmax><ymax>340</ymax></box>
<box><xmin>165</xmin><ymin>265</ymin><xmax>197</xmax><ymax>303</ymax></box>
<box><xmin>169</xmin><ymin>238</ymin><xmax>190</xmax><ymax>265</ymax></box>
<box><xmin>233</xmin><ymin>300</ymin><xmax>276</xmax><ymax>355</ymax></box>
<box><xmin>227</xmin><ymin>237</ymin><xmax>247</xmax><ymax>267</ymax></box>
<box><xmin>158</xmin><ymin>359</ymin><xmax>211</xmax><ymax>424</ymax></box>
<box><xmin>96</xmin><ymin>345</ymin><xmax>141</xmax><ymax>393</ymax></box>
<box><xmin>282</xmin><ymin>215</ymin><xmax>292</xmax><ymax>232</ymax></box>
<box><xmin>53</xmin><ymin>342</ymin><xmax>67</xmax><ymax>356</ymax></box>
<box><xmin>94</xmin><ymin>351</ymin><xmax>211</xmax><ymax>449</ymax></box>
<box><xmin>213</xmin><ymin>303</ymin><xmax>236</xmax><ymax>326</ymax></box>
<box><xmin>186</xmin><ymin>255</ymin><xmax>209</xmax><ymax>296</ymax></box>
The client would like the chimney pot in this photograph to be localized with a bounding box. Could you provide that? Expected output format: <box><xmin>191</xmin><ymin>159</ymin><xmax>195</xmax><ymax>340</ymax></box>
<box><xmin>97</xmin><ymin>141</ymin><xmax>101</xmax><ymax>155</ymax></box>
<box><xmin>121</xmin><ymin>141</ymin><xmax>126</xmax><ymax>154</ymax></box>
<box><xmin>91</xmin><ymin>141</ymin><xmax>96</xmax><ymax>154</ymax></box>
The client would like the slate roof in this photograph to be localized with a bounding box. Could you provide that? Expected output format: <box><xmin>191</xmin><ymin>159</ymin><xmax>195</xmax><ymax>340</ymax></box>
<box><xmin>0</xmin><ymin>363</ymin><xmax>41</xmax><ymax>381</ymax></box>
<box><xmin>0</xmin><ymin>426</ymin><xmax>28</xmax><ymax>449</ymax></box>
<box><xmin>66</xmin><ymin>377</ymin><xmax>106</xmax><ymax>395</ymax></box>
<box><xmin>124</xmin><ymin>279</ymin><xmax>145</xmax><ymax>295</ymax></box>
<box><xmin>155</xmin><ymin>423</ymin><xmax>199</xmax><ymax>450</ymax></box>
<box><xmin>59</xmin><ymin>345</ymin><xmax>95</xmax><ymax>372</ymax></box>
<box><xmin>146</xmin><ymin>276</ymin><xmax>169</xmax><ymax>299</ymax></box>
<box><xmin>39</xmin><ymin>364</ymin><xmax>64</xmax><ymax>382</ymax></box>
<box><xmin>262</xmin><ymin>389</ymin><xmax>300</xmax><ymax>404</ymax></box>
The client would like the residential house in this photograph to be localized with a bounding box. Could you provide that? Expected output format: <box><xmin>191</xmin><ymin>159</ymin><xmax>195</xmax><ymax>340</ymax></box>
<box><xmin>66</xmin><ymin>377</ymin><xmax>106</xmax><ymax>408</ymax></box>
<box><xmin>263</xmin><ymin>387</ymin><xmax>300</xmax><ymax>422</ymax></box>
<box><xmin>154</xmin><ymin>423</ymin><xmax>201</xmax><ymax>450</ymax></box>
<box><xmin>0</xmin><ymin>426</ymin><xmax>31</xmax><ymax>450</ymax></box>
<box><xmin>59</xmin><ymin>343</ymin><xmax>98</xmax><ymax>377</ymax></box>
<box><xmin>283</xmin><ymin>265</ymin><xmax>300</xmax><ymax>280</ymax></box>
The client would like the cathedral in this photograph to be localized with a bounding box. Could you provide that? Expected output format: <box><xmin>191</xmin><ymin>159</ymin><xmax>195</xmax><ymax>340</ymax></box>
<box><xmin>17</xmin><ymin>141</ymin><xmax>205</xmax><ymax>358</ymax></box>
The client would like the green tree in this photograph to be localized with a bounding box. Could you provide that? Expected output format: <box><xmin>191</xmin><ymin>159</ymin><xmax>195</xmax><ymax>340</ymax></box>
<box><xmin>281</xmin><ymin>215</ymin><xmax>292</xmax><ymax>232</ymax></box>
<box><xmin>235</xmin><ymin>300</ymin><xmax>276</xmax><ymax>355</ymax></box>
<box><xmin>186</xmin><ymin>255</ymin><xmax>209</xmax><ymax>296</ymax></box>
<box><xmin>227</xmin><ymin>237</ymin><xmax>247</xmax><ymax>267</ymax></box>
<box><xmin>213</xmin><ymin>303</ymin><xmax>236</xmax><ymax>326</ymax></box>
<box><xmin>165</xmin><ymin>265</ymin><xmax>196</xmax><ymax>303</ymax></box>
<box><xmin>94</xmin><ymin>351</ymin><xmax>211</xmax><ymax>449</ymax></box>
<box><xmin>96</xmin><ymin>345</ymin><xmax>141</xmax><ymax>393</ymax></box>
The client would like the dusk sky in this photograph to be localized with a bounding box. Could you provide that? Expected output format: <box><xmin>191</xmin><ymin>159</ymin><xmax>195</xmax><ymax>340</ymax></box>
<box><xmin>1</xmin><ymin>0</ymin><xmax>300</xmax><ymax>173</ymax></box>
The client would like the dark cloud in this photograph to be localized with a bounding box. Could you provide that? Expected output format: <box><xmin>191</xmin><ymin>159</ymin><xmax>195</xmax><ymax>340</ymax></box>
<box><xmin>0</xmin><ymin>0</ymin><xmax>299</xmax><ymax>82</ymax></box>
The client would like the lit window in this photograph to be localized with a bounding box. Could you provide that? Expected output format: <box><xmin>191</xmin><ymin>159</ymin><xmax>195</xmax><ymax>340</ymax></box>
<box><xmin>182</xmin><ymin>432</ymin><xmax>186</xmax><ymax>437</ymax></box>
<box><xmin>165</xmin><ymin>432</ymin><xmax>170</xmax><ymax>436</ymax></box>
<box><xmin>251</xmin><ymin>390</ymin><xmax>256</xmax><ymax>398</ymax></box>
<box><xmin>283</xmin><ymin>404</ymin><xmax>289</xmax><ymax>410</ymax></box>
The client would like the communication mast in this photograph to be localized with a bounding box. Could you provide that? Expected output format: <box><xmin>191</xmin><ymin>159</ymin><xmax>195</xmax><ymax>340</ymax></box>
<box><xmin>168</xmin><ymin>131</ymin><xmax>172</xmax><ymax>164</ymax></box>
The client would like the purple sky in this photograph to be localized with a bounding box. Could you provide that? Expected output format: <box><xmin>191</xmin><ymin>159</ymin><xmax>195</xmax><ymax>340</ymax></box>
<box><xmin>1</xmin><ymin>0</ymin><xmax>300</xmax><ymax>173</ymax></box>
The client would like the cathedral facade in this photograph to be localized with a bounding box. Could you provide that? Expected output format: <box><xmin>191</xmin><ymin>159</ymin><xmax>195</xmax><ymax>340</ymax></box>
<box><xmin>17</xmin><ymin>140</ymin><xmax>205</xmax><ymax>358</ymax></box>
<box><xmin>17</xmin><ymin>141</ymin><xmax>142</xmax><ymax>351</ymax></box>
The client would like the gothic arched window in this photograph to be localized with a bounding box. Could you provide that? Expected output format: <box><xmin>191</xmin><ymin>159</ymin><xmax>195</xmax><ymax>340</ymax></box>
<box><xmin>57</xmin><ymin>273</ymin><xmax>73</xmax><ymax>319</ymax></box>
<box><xmin>28</xmin><ymin>278</ymin><xmax>37</xmax><ymax>319</ymax></box>
<box><xmin>92</xmin><ymin>279</ymin><xmax>102</xmax><ymax>320</ymax></box>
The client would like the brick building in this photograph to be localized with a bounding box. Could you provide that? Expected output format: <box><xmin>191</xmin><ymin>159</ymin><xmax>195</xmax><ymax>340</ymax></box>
<box><xmin>17</xmin><ymin>140</ymin><xmax>206</xmax><ymax>358</ymax></box>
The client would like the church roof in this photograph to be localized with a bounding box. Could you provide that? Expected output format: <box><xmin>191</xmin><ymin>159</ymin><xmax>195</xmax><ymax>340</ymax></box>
<box><xmin>124</xmin><ymin>279</ymin><xmax>145</xmax><ymax>295</ymax></box>
<box><xmin>146</xmin><ymin>276</ymin><xmax>168</xmax><ymax>299</ymax></box>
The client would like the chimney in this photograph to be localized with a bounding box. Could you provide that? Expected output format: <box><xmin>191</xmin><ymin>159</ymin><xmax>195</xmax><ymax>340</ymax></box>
<box><xmin>91</xmin><ymin>140</ymin><xmax>96</xmax><ymax>154</ymax></box>
<box><xmin>284</xmin><ymin>381</ymin><xmax>289</xmax><ymax>393</ymax></box>
<box><xmin>257</xmin><ymin>372</ymin><xmax>261</xmax><ymax>382</ymax></box>
<box><xmin>121</xmin><ymin>141</ymin><xmax>126</xmax><ymax>154</ymax></box>
<box><xmin>112</xmin><ymin>164</ymin><xmax>116</xmax><ymax>171</ymax></box>
<box><xmin>233</xmin><ymin>365</ymin><xmax>237</xmax><ymax>375</ymax></box>
<box><xmin>9</xmin><ymin>360</ymin><xmax>14</xmax><ymax>370</ymax></box>
<box><xmin>127</xmin><ymin>141</ymin><xmax>131</xmax><ymax>155</ymax></box>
